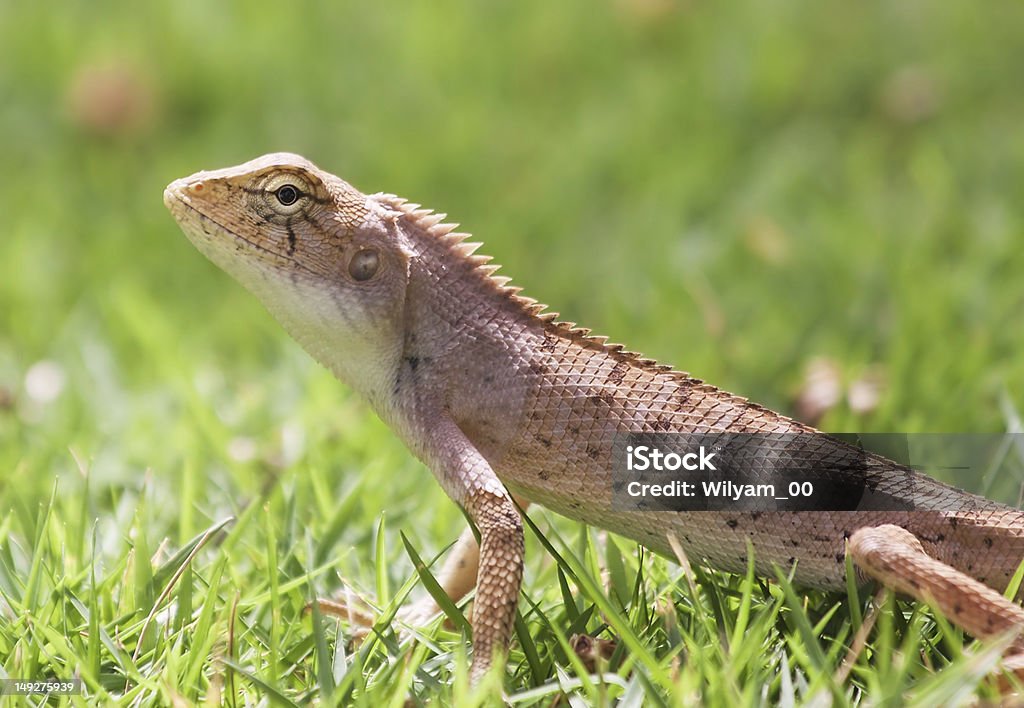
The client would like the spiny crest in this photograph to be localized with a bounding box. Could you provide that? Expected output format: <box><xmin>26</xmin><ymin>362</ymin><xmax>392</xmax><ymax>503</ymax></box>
<box><xmin>375</xmin><ymin>194</ymin><xmax>726</xmax><ymax>384</ymax></box>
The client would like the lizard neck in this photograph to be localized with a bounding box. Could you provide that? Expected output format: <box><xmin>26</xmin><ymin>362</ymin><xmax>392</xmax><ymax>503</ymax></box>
<box><xmin>237</xmin><ymin>262</ymin><xmax>407</xmax><ymax>415</ymax></box>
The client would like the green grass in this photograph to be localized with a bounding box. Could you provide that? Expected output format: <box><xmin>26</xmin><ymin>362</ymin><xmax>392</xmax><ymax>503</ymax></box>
<box><xmin>2</xmin><ymin>0</ymin><xmax>1024</xmax><ymax>704</ymax></box>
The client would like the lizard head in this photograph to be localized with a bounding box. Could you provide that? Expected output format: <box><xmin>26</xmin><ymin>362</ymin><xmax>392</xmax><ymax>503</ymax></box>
<box><xmin>164</xmin><ymin>152</ymin><xmax>412</xmax><ymax>404</ymax></box>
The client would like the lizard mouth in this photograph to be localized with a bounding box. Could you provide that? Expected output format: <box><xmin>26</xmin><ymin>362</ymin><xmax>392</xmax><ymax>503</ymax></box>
<box><xmin>163</xmin><ymin>186</ymin><xmax>240</xmax><ymax>252</ymax></box>
<box><xmin>163</xmin><ymin>180</ymin><xmax>209</xmax><ymax>231</ymax></box>
<box><xmin>163</xmin><ymin>176</ymin><xmax>206</xmax><ymax>215</ymax></box>
<box><xmin>162</xmin><ymin>181</ymin><xmax>185</xmax><ymax>212</ymax></box>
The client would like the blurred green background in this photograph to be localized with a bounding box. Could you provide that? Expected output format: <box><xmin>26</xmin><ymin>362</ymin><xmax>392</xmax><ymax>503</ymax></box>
<box><xmin>1</xmin><ymin>0</ymin><xmax>1024</xmax><ymax>700</ymax></box>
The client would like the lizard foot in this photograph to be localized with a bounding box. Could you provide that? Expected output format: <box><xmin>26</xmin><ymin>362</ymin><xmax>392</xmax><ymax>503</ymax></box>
<box><xmin>996</xmin><ymin>653</ymin><xmax>1024</xmax><ymax>695</ymax></box>
<box><xmin>311</xmin><ymin>593</ymin><xmax>449</xmax><ymax>644</ymax></box>
<box><xmin>309</xmin><ymin>591</ymin><xmax>377</xmax><ymax>643</ymax></box>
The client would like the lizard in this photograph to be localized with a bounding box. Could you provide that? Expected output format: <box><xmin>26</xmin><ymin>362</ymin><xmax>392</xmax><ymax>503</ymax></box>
<box><xmin>164</xmin><ymin>152</ymin><xmax>1024</xmax><ymax>684</ymax></box>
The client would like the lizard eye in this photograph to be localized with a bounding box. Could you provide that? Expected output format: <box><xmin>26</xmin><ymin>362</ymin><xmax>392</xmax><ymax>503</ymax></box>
<box><xmin>349</xmin><ymin>248</ymin><xmax>380</xmax><ymax>281</ymax></box>
<box><xmin>255</xmin><ymin>173</ymin><xmax>312</xmax><ymax>217</ymax></box>
<box><xmin>275</xmin><ymin>184</ymin><xmax>300</xmax><ymax>206</ymax></box>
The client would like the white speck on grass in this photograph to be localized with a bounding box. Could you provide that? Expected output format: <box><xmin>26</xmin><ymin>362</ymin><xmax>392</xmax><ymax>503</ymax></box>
<box><xmin>228</xmin><ymin>436</ymin><xmax>258</xmax><ymax>463</ymax></box>
<box><xmin>280</xmin><ymin>422</ymin><xmax>305</xmax><ymax>466</ymax></box>
<box><xmin>848</xmin><ymin>368</ymin><xmax>884</xmax><ymax>415</ymax></box>
<box><xmin>25</xmin><ymin>360</ymin><xmax>66</xmax><ymax>403</ymax></box>
<box><xmin>155</xmin><ymin>600</ymin><xmax>178</xmax><ymax>627</ymax></box>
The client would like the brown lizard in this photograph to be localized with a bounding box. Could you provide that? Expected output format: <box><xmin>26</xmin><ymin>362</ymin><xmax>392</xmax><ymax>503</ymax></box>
<box><xmin>164</xmin><ymin>152</ymin><xmax>1024</xmax><ymax>684</ymax></box>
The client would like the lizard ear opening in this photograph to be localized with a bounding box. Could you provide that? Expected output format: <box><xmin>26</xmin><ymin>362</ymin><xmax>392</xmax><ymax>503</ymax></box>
<box><xmin>348</xmin><ymin>248</ymin><xmax>380</xmax><ymax>281</ymax></box>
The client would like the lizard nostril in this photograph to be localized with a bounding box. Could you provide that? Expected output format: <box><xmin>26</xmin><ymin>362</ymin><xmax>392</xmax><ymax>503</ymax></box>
<box><xmin>189</xmin><ymin>182</ymin><xmax>205</xmax><ymax>193</ymax></box>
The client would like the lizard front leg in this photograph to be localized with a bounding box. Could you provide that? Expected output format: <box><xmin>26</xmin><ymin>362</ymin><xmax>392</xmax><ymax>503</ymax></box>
<box><xmin>849</xmin><ymin>525</ymin><xmax>1024</xmax><ymax>658</ymax></box>
<box><xmin>402</xmin><ymin>495</ymin><xmax>532</xmax><ymax>632</ymax></box>
<box><xmin>418</xmin><ymin>416</ymin><xmax>524</xmax><ymax>683</ymax></box>
<box><xmin>324</xmin><ymin>415</ymin><xmax>524</xmax><ymax>680</ymax></box>
<box><xmin>465</xmin><ymin>490</ymin><xmax>524</xmax><ymax>682</ymax></box>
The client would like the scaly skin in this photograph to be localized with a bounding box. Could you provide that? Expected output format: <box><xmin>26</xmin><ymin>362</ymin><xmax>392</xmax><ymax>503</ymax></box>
<box><xmin>165</xmin><ymin>152</ymin><xmax>1024</xmax><ymax>683</ymax></box>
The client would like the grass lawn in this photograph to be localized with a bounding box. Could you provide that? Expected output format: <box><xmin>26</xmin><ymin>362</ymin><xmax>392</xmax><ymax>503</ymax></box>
<box><xmin>2</xmin><ymin>1</ymin><xmax>1024</xmax><ymax>704</ymax></box>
